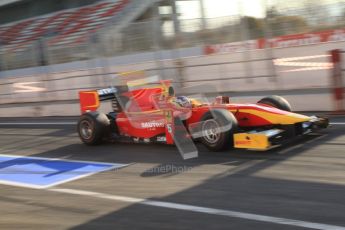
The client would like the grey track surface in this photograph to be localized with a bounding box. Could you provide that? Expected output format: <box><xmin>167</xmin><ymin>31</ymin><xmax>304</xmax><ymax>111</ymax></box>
<box><xmin>0</xmin><ymin>117</ymin><xmax>344</xmax><ymax>230</ymax></box>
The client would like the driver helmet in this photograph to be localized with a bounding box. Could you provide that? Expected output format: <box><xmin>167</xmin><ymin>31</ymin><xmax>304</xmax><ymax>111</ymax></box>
<box><xmin>174</xmin><ymin>96</ymin><xmax>192</xmax><ymax>108</ymax></box>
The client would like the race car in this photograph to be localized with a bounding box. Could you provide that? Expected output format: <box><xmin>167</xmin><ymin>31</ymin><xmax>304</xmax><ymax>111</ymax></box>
<box><xmin>77</xmin><ymin>79</ymin><xmax>329</xmax><ymax>158</ymax></box>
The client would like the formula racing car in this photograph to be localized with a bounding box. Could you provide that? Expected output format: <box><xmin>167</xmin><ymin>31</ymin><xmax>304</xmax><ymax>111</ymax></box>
<box><xmin>77</xmin><ymin>79</ymin><xmax>328</xmax><ymax>158</ymax></box>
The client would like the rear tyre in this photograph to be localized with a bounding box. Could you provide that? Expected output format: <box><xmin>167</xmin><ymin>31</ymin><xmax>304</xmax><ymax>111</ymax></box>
<box><xmin>258</xmin><ymin>95</ymin><xmax>292</xmax><ymax>112</ymax></box>
<box><xmin>78</xmin><ymin>112</ymin><xmax>110</xmax><ymax>145</ymax></box>
<box><xmin>200</xmin><ymin>109</ymin><xmax>238</xmax><ymax>151</ymax></box>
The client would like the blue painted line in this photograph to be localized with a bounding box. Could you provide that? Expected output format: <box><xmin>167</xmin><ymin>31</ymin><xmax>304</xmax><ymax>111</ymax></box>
<box><xmin>0</xmin><ymin>155</ymin><xmax>127</xmax><ymax>188</ymax></box>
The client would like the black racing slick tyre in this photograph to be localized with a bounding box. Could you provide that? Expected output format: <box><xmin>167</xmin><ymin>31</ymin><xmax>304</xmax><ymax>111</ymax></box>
<box><xmin>258</xmin><ymin>95</ymin><xmax>292</xmax><ymax>112</ymax></box>
<box><xmin>199</xmin><ymin>109</ymin><xmax>238</xmax><ymax>151</ymax></box>
<box><xmin>77</xmin><ymin>112</ymin><xmax>110</xmax><ymax>145</ymax></box>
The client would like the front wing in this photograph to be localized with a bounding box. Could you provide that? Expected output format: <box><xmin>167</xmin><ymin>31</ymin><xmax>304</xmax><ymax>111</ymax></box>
<box><xmin>234</xmin><ymin>116</ymin><xmax>329</xmax><ymax>150</ymax></box>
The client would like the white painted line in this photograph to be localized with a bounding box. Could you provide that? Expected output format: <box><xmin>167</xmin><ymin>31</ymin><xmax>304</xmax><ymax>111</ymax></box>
<box><xmin>0</xmin><ymin>121</ymin><xmax>344</xmax><ymax>126</ymax></box>
<box><xmin>0</xmin><ymin>122</ymin><xmax>76</xmax><ymax>125</ymax></box>
<box><xmin>48</xmin><ymin>187</ymin><xmax>345</xmax><ymax>230</ymax></box>
<box><xmin>49</xmin><ymin>188</ymin><xmax>145</xmax><ymax>203</ymax></box>
<box><xmin>0</xmin><ymin>180</ymin><xmax>45</xmax><ymax>189</ymax></box>
<box><xmin>330</xmin><ymin>122</ymin><xmax>345</xmax><ymax>125</ymax></box>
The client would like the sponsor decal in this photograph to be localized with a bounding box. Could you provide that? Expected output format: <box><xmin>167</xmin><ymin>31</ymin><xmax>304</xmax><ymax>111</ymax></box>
<box><xmin>204</xmin><ymin>40</ymin><xmax>257</xmax><ymax>54</ymax></box>
<box><xmin>235</xmin><ymin>140</ymin><xmax>252</xmax><ymax>145</ymax></box>
<box><xmin>205</xmin><ymin>28</ymin><xmax>345</xmax><ymax>54</ymax></box>
<box><xmin>141</xmin><ymin>121</ymin><xmax>165</xmax><ymax>128</ymax></box>
<box><xmin>13</xmin><ymin>82</ymin><xmax>45</xmax><ymax>93</ymax></box>
<box><xmin>165</xmin><ymin>110</ymin><xmax>173</xmax><ymax>123</ymax></box>
<box><xmin>157</xmin><ymin>136</ymin><xmax>167</xmax><ymax>142</ymax></box>
<box><xmin>97</xmin><ymin>87</ymin><xmax>117</xmax><ymax>96</ymax></box>
<box><xmin>0</xmin><ymin>154</ymin><xmax>125</xmax><ymax>189</ymax></box>
<box><xmin>166</xmin><ymin>124</ymin><xmax>173</xmax><ymax>133</ymax></box>
<box><xmin>143</xmin><ymin>138</ymin><xmax>151</xmax><ymax>143</ymax></box>
<box><xmin>273</xmin><ymin>54</ymin><xmax>333</xmax><ymax>72</ymax></box>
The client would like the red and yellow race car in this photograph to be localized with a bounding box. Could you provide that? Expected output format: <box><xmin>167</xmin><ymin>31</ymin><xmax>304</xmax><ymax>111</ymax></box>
<box><xmin>77</xmin><ymin>79</ymin><xmax>328</xmax><ymax>159</ymax></box>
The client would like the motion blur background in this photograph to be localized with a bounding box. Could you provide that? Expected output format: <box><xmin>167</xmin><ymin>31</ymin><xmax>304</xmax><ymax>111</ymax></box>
<box><xmin>0</xmin><ymin>0</ymin><xmax>344</xmax><ymax>116</ymax></box>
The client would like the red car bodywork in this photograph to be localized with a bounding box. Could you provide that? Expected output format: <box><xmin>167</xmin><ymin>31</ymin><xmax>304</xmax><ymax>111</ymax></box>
<box><xmin>79</xmin><ymin>82</ymin><xmax>315</xmax><ymax>148</ymax></box>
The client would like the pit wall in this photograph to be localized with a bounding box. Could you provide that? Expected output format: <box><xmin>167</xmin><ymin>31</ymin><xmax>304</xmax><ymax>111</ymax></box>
<box><xmin>0</xmin><ymin>41</ymin><xmax>344</xmax><ymax>117</ymax></box>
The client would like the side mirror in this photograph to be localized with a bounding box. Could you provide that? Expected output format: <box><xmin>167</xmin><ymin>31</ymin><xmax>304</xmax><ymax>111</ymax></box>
<box><xmin>168</xmin><ymin>86</ymin><xmax>175</xmax><ymax>96</ymax></box>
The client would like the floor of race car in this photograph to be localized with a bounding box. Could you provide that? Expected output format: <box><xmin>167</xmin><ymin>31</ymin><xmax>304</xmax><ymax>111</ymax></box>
<box><xmin>0</xmin><ymin>117</ymin><xmax>345</xmax><ymax>230</ymax></box>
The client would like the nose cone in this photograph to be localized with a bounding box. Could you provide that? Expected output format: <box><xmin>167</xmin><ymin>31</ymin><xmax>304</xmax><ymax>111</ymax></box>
<box><xmin>280</xmin><ymin>112</ymin><xmax>310</xmax><ymax>124</ymax></box>
<box><xmin>254</xmin><ymin>104</ymin><xmax>311</xmax><ymax>124</ymax></box>
<box><xmin>251</xmin><ymin>105</ymin><xmax>311</xmax><ymax>125</ymax></box>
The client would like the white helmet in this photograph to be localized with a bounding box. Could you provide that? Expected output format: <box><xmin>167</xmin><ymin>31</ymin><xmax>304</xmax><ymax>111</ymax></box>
<box><xmin>175</xmin><ymin>96</ymin><xmax>192</xmax><ymax>108</ymax></box>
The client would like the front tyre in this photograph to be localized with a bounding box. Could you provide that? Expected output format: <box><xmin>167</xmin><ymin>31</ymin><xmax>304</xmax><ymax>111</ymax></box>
<box><xmin>78</xmin><ymin>112</ymin><xmax>110</xmax><ymax>145</ymax></box>
<box><xmin>258</xmin><ymin>95</ymin><xmax>292</xmax><ymax>112</ymax></box>
<box><xmin>200</xmin><ymin>109</ymin><xmax>238</xmax><ymax>151</ymax></box>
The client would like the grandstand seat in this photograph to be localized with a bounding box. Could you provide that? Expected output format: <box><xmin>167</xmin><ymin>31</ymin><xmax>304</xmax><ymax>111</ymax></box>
<box><xmin>0</xmin><ymin>0</ymin><xmax>130</xmax><ymax>51</ymax></box>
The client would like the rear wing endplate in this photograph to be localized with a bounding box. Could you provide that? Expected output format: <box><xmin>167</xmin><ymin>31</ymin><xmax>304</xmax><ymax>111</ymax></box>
<box><xmin>79</xmin><ymin>87</ymin><xmax>118</xmax><ymax>114</ymax></box>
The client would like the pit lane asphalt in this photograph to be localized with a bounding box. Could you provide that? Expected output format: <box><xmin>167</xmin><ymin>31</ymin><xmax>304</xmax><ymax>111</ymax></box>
<box><xmin>0</xmin><ymin>116</ymin><xmax>344</xmax><ymax>230</ymax></box>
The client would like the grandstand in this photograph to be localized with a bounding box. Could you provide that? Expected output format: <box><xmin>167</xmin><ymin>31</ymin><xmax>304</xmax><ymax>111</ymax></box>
<box><xmin>0</xmin><ymin>0</ymin><xmax>181</xmax><ymax>69</ymax></box>
<box><xmin>0</xmin><ymin>0</ymin><xmax>344</xmax><ymax>70</ymax></box>
<box><xmin>0</xmin><ymin>0</ymin><xmax>147</xmax><ymax>51</ymax></box>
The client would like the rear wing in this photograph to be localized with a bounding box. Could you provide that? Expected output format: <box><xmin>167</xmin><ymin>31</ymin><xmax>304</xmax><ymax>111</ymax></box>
<box><xmin>79</xmin><ymin>86</ymin><xmax>127</xmax><ymax>114</ymax></box>
<box><xmin>79</xmin><ymin>81</ymin><xmax>173</xmax><ymax>114</ymax></box>
<box><xmin>79</xmin><ymin>70</ymin><xmax>173</xmax><ymax>114</ymax></box>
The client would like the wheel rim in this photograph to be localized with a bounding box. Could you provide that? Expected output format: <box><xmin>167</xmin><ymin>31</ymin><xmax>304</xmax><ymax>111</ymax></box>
<box><xmin>202</xmin><ymin>119</ymin><xmax>221</xmax><ymax>144</ymax></box>
<box><xmin>80</xmin><ymin>120</ymin><xmax>93</xmax><ymax>140</ymax></box>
